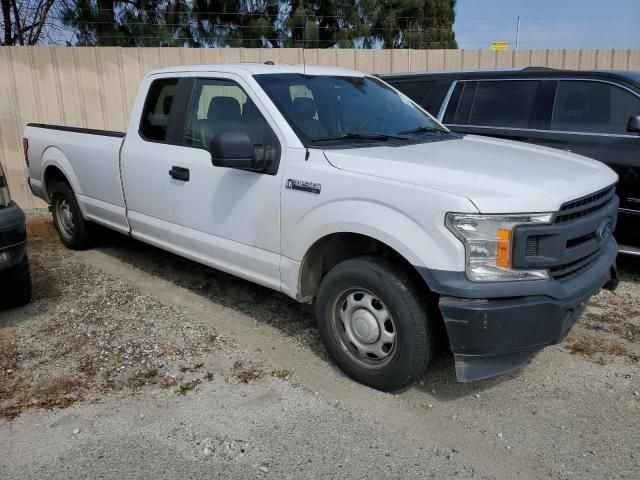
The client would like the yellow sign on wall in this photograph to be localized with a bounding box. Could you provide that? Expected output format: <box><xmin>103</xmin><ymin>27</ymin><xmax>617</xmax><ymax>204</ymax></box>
<box><xmin>491</xmin><ymin>42</ymin><xmax>509</xmax><ymax>51</ymax></box>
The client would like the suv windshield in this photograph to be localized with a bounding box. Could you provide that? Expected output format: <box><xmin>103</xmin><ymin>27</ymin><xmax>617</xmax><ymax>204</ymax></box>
<box><xmin>254</xmin><ymin>74</ymin><xmax>446</xmax><ymax>146</ymax></box>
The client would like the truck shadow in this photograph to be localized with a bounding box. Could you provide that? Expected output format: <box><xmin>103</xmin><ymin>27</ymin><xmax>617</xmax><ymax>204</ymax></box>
<box><xmin>91</xmin><ymin>227</ymin><xmax>638</xmax><ymax>399</ymax></box>
<box><xmin>90</xmin><ymin>227</ymin><xmax>471</xmax><ymax>394</ymax></box>
<box><xmin>93</xmin><ymin>228</ymin><xmax>324</xmax><ymax>352</ymax></box>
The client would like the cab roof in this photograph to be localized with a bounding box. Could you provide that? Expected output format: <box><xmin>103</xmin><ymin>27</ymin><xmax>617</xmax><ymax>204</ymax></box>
<box><xmin>147</xmin><ymin>63</ymin><xmax>366</xmax><ymax>78</ymax></box>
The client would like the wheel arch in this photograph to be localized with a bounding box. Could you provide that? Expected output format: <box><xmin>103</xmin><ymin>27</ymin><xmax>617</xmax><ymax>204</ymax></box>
<box><xmin>41</xmin><ymin>147</ymin><xmax>81</xmax><ymax>203</ymax></box>
<box><xmin>297</xmin><ymin>231</ymin><xmax>433</xmax><ymax>303</ymax></box>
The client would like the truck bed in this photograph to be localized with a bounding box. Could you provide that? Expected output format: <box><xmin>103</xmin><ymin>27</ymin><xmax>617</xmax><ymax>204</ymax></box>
<box><xmin>27</xmin><ymin>123</ymin><xmax>125</xmax><ymax>138</ymax></box>
<box><xmin>25</xmin><ymin>123</ymin><xmax>129</xmax><ymax>233</ymax></box>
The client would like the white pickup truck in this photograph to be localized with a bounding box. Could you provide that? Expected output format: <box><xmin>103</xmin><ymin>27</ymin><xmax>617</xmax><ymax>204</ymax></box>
<box><xmin>24</xmin><ymin>63</ymin><xmax>619</xmax><ymax>390</ymax></box>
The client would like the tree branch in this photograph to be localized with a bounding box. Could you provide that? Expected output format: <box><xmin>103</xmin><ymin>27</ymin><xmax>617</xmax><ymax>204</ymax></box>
<box><xmin>28</xmin><ymin>0</ymin><xmax>54</xmax><ymax>44</ymax></box>
<box><xmin>1</xmin><ymin>0</ymin><xmax>13</xmax><ymax>45</ymax></box>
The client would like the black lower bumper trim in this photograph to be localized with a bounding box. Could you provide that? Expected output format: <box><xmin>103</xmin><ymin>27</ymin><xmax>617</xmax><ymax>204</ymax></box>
<box><xmin>454</xmin><ymin>349</ymin><xmax>539</xmax><ymax>382</ymax></box>
<box><xmin>440</xmin><ymin>288</ymin><xmax>593</xmax><ymax>381</ymax></box>
<box><xmin>418</xmin><ymin>238</ymin><xmax>617</xmax><ymax>382</ymax></box>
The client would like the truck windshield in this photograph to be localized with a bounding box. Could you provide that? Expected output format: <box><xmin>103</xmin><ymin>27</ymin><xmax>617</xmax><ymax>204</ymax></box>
<box><xmin>254</xmin><ymin>74</ymin><xmax>446</xmax><ymax>147</ymax></box>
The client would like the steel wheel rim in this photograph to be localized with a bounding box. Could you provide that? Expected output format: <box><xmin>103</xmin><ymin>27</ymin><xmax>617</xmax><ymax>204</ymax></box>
<box><xmin>330</xmin><ymin>287</ymin><xmax>397</xmax><ymax>370</ymax></box>
<box><xmin>55</xmin><ymin>198</ymin><xmax>74</xmax><ymax>240</ymax></box>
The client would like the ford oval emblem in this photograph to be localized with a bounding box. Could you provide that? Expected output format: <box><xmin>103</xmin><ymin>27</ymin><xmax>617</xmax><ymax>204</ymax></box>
<box><xmin>596</xmin><ymin>220</ymin><xmax>613</xmax><ymax>241</ymax></box>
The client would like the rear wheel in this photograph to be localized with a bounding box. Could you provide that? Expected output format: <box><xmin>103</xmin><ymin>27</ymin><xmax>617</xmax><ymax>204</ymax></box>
<box><xmin>50</xmin><ymin>182</ymin><xmax>92</xmax><ymax>249</ymax></box>
<box><xmin>316</xmin><ymin>256</ymin><xmax>433</xmax><ymax>391</ymax></box>
<box><xmin>0</xmin><ymin>256</ymin><xmax>32</xmax><ymax>309</ymax></box>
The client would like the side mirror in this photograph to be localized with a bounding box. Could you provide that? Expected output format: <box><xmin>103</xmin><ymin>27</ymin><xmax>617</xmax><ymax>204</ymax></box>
<box><xmin>627</xmin><ymin>115</ymin><xmax>640</xmax><ymax>134</ymax></box>
<box><xmin>210</xmin><ymin>131</ymin><xmax>256</xmax><ymax>170</ymax></box>
<box><xmin>210</xmin><ymin>131</ymin><xmax>275</xmax><ymax>172</ymax></box>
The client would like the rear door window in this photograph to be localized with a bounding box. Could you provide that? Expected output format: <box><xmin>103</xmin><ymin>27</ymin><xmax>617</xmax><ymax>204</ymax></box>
<box><xmin>139</xmin><ymin>78</ymin><xmax>178</xmax><ymax>142</ymax></box>
<box><xmin>443</xmin><ymin>81</ymin><xmax>482</xmax><ymax>125</ymax></box>
<box><xmin>468</xmin><ymin>80</ymin><xmax>541</xmax><ymax>128</ymax></box>
<box><xmin>442</xmin><ymin>82</ymin><xmax>464</xmax><ymax>123</ymax></box>
<box><xmin>550</xmin><ymin>80</ymin><xmax>640</xmax><ymax>134</ymax></box>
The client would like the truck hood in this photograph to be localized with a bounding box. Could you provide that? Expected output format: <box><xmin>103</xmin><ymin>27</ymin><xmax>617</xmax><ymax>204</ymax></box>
<box><xmin>323</xmin><ymin>134</ymin><xmax>618</xmax><ymax>213</ymax></box>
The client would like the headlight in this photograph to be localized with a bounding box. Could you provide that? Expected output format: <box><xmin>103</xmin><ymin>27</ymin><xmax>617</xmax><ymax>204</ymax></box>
<box><xmin>446</xmin><ymin>212</ymin><xmax>553</xmax><ymax>282</ymax></box>
<box><xmin>0</xmin><ymin>168</ymin><xmax>10</xmax><ymax>207</ymax></box>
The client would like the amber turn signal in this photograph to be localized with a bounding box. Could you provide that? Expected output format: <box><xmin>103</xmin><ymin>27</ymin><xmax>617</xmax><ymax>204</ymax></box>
<box><xmin>496</xmin><ymin>229</ymin><xmax>512</xmax><ymax>268</ymax></box>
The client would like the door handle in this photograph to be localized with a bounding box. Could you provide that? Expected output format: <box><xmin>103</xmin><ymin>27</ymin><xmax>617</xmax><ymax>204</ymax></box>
<box><xmin>169</xmin><ymin>166</ymin><xmax>190</xmax><ymax>182</ymax></box>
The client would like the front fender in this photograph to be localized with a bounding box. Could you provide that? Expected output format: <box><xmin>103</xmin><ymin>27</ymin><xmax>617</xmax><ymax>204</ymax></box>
<box><xmin>284</xmin><ymin>199</ymin><xmax>464</xmax><ymax>272</ymax></box>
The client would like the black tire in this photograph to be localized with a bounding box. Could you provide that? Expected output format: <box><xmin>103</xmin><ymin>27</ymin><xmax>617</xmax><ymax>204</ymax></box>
<box><xmin>50</xmin><ymin>181</ymin><xmax>92</xmax><ymax>250</ymax></box>
<box><xmin>316</xmin><ymin>256</ymin><xmax>433</xmax><ymax>391</ymax></box>
<box><xmin>0</xmin><ymin>255</ymin><xmax>32</xmax><ymax>309</ymax></box>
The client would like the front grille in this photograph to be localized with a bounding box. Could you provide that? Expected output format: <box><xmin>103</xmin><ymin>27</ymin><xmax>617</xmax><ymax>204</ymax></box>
<box><xmin>515</xmin><ymin>184</ymin><xmax>617</xmax><ymax>281</ymax></box>
<box><xmin>554</xmin><ymin>185</ymin><xmax>616</xmax><ymax>224</ymax></box>
<box><xmin>550</xmin><ymin>250</ymin><xmax>602</xmax><ymax>280</ymax></box>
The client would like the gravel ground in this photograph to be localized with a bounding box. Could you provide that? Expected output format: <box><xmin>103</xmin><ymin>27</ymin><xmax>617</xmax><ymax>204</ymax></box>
<box><xmin>0</xmin><ymin>218</ymin><xmax>246</xmax><ymax>419</ymax></box>
<box><xmin>1</xmin><ymin>215</ymin><xmax>639</xmax><ymax>479</ymax></box>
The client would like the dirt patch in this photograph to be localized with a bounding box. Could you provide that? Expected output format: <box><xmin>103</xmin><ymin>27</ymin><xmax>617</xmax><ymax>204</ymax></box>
<box><xmin>565</xmin><ymin>278</ymin><xmax>640</xmax><ymax>363</ymax></box>
<box><xmin>231</xmin><ymin>359</ymin><xmax>265</xmax><ymax>384</ymax></box>
<box><xmin>0</xmin><ymin>218</ymin><xmax>237</xmax><ymax>419</ymax></box>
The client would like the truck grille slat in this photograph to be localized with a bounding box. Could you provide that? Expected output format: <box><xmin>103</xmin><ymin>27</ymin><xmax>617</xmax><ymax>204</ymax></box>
<box><xmin>554</xmin><ymin>186</ymin><xmax>615</xmax><ymax>224</ymax></box>
<box><xmin>550</xmin><ymin>250</ymin><xmax>602</xmax><ymax>280</ymax></box>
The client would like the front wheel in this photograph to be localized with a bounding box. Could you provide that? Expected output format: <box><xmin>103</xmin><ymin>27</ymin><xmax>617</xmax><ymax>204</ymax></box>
<box><xmin>316</xmin><ymin>256</ymin><xmax>433</xmax><ymax>391</ymax></box>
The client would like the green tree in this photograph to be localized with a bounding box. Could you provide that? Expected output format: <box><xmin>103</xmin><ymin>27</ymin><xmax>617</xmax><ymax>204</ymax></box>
<box><xmin>62</xmin><ymin>1</ymin><xmax>194</xmax><ymax>47</ymax></box>
<box><xmin>190</xmin><ymin>0</ymin><xmax>282</xmax><ymax>47</ymax></box>
<box><xmin>368</xmin><ymin>0</ymin><xmax>457</xmax><ymax>49</ymax></box>
<box><xmin>284</xmin><ymin>1</ymin><xmax>457</xmax><ymax>48</ymax></box>
<box><xmin>59</xmin><ymin>0</ymin><xmax>457</xmax><ymax>49</ymax></box>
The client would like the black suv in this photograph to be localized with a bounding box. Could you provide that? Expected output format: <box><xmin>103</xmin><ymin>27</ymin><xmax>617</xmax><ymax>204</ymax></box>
<box><xmin>0</xmin><ymin>161</ymin><xmax>31</xmax><ymax>308</ymax></box>
<box><xmin>382</xmin><ymin>68</ymin><xmax>640</xmax><ymax>253</ymax></box>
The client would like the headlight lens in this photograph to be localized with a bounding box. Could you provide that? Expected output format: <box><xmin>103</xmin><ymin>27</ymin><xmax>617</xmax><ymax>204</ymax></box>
<box><xmin>446</xmin><ymin>212</ymin><xmax>553</xmax><ymax>282</ymax></box>
<box><xmin>0</xmin><ymin>167</ymin><xmax>10</xmax><ymax>207</ymax></box>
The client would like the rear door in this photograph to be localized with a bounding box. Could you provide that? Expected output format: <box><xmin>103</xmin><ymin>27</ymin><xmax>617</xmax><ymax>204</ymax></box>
<box><xmin>121</xmin><ymin>76</ymin><xmax>185</xmax><ymax>246</ymax></box>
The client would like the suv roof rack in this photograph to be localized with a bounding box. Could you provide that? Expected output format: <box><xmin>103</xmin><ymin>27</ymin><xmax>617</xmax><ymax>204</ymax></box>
<box><xmin>520</xmin><ymin>67</ymin><xmax>559</xmax><ymax>72</ymax></box>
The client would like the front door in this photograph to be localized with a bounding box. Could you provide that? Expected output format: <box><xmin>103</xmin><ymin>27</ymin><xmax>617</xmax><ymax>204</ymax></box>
<box><xmin>167</xmin><ymin>76</ymin><xmax>285</xmax><ymax>290</ymax></box>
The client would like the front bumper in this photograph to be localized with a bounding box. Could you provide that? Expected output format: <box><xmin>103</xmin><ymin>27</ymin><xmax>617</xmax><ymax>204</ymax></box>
<box><xmin>0</xmin><ymin>201</ymin><xmax>27</xmax><ymax>270</ymax></box>
<box><xmin>419</xmin><ymin>237</ymin><xmax>618</xmax><ymax>382</ymax></box>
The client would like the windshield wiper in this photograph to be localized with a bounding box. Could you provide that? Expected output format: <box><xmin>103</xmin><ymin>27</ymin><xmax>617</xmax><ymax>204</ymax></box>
<box><xmin>310</xmin><ymin>132</ymin><xmax>408</xmax><ymax>143</ymax></box>
<box><xmin>397</xmin><ymin>126</ymin><xmax>444</xmax><ymax>135</ymax></box>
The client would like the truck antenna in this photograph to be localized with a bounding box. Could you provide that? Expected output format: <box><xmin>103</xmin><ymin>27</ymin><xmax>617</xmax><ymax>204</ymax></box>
<box><xmin>302</xmin><ymin>17</ymin><xmax>307</xmax><ymax>75</ymax></box>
